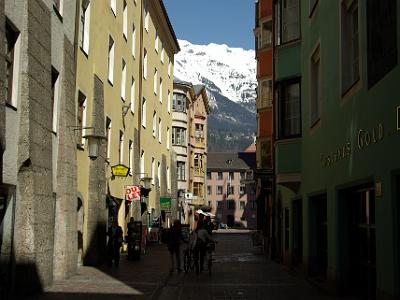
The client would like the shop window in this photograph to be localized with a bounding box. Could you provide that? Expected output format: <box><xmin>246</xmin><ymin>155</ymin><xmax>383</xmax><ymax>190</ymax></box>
<box><xmin>277</xmin><ymin>80</ymin><xmax>301</xmax><ymax>139</ymax></box>
<box><xmin>367</xmin><ymin>0</ymin><xmax>397</xmax><ymax>88</ymax></box>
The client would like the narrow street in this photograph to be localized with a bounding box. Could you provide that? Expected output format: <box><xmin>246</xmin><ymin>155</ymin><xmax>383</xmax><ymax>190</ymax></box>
<box><xmin>29</xmin><ymin>232</ymin><xmax>349</xmax><ymax>300</ymax></box>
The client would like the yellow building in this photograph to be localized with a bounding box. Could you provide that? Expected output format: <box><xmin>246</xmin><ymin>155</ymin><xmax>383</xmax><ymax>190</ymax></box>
<box><xmin>75</xmin><ymin>0</ymin><xmax>179</xmax><ymax>264</ymax></box>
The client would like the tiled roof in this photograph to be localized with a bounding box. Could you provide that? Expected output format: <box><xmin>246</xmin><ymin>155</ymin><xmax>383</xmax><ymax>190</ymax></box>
<box><xmin>207</xmin><ymin>152</ymin><xmax>256</xmax><ymax>171</ymax></box>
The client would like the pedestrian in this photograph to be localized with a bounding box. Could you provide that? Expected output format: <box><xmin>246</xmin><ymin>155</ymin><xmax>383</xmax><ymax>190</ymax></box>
<box><xmin>193</xmin><ymin>219</ymin><xmax>214</xmax><ymax>273</ymax></box>
<box><xmin>107</xmin><ymin>218</ymin><xmax>123</xmax><ymax>267</ymax></box>
<box><xmin>167</xmin><ymin>219</ymin><xmax>186</xmax><ymax>273</ymax></box>
<box><xmin>204</xmin><ymin>215</ymin><xmax>213</xmax><ymax>235</ymax></box>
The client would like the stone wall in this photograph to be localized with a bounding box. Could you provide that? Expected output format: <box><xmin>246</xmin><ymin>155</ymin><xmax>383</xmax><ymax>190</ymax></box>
<box><xmin>13</xmin><ymin>0</ymin><xmax>54</xmax><ymax>293</ymax></box>
<box><xmin>53</xmin><ymin>36</ymin><xmax>78</xmax><ymax>279</ymax></box>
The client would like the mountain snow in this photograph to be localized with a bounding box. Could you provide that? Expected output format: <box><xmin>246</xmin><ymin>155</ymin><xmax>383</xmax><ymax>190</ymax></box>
<box><xmin>174</xmin><ymin>39</ymin><xmax>257</xmax><ymax>110</ymax></box>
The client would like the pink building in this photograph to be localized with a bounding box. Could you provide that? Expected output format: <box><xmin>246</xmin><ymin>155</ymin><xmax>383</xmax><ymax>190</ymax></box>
<box><xmin>207</xmin><ymin>149</ymin><xmax>257</xmax><ymax>229</ymax></box>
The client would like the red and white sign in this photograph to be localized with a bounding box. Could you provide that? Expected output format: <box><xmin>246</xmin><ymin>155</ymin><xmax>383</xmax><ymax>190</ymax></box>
<box><xmin>125</xmin><ymin>185</ymin><xmax>141</xmax><ymax>201</ymax></box>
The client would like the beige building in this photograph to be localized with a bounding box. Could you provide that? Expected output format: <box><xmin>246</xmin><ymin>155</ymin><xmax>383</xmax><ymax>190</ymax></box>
<box><xmin>75</xmin><ymin>0</ymin><xmax>179</xmax><ymax>265</ymax></box>
<box><xmin>172</xmin><ymin>80</ymin><xmax>209</xmax><ymax>228</ymax></box>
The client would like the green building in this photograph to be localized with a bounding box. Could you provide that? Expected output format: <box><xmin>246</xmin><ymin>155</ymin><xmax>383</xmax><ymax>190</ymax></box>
<box><xmin>273</xmin><ymin>0</ymin><xmax>400</xmax><ymax>299</ymax></box>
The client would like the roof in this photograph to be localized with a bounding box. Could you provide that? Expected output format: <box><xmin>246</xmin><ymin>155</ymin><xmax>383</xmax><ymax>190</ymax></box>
<box><xmin>159</xmin><ymin>0</ymin><xmax>180</xmax><ymax>53</ymax></box>
<box><xmin>193</xmin><ymin>85</ymin><xmax>204</xmax><ymax>96</ymax></box>
<box><xmin>244</xmin><ymin>143</ymin><xmax>256</xmax><ymax>153</ymax></box>
<box><xmin>207</xmin><ymin>152</ymin><xmax>256</xmax><ymax>171</ymax></box>
<box><xmin>193</xmin><ymin>85</ymin><xmax>210</xmax><ymax>114</ymax></box>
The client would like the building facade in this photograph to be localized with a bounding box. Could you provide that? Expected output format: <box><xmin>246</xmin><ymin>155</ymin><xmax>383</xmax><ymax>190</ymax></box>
<box><xmin>254</xmin><ymin>0</ymin><xmax>275</xmax><ymax>253</ymax></box>
<box><xmin>0</xmin><ymin>0</ymin><xmax>78</xmax><ymax>296</ymax></box>
<box><xmin>207</xmin><ymin>149</ymin><xmax>257</xmax><ymax>229</ymax></box>
<box><xmin>75</xmin><ymin>0</ymin><xmax>180</xmax><ymax>265</ymax></box>
<box><xmin>271</xmin><ymin>0</ymin><xmax>400</xmax><ymax>299</ymax></box>
<box><xmin>172</xmin><ymin>81</ymin><xmax>209</xmax><ymax>227</ymax></box>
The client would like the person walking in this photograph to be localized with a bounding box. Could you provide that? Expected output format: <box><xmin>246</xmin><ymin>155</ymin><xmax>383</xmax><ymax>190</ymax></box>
<box><xmin>107</xmin><ymin>219</ymin><xmax>123</xmax><ymax>267</ymax></box>
<box><xmin>193</xmin><ymin>220</ymin><xmax>214</xmax><ymax>273</ymax></box>
<box><xmin>127</xmin><ymin>217</ymin><xmax>137</xmax><ymax>260</ymax></box>
<box><xmin>167</xmin><ymin>219</ymin><xmax>186</xmax><ymax>273</ymax></box>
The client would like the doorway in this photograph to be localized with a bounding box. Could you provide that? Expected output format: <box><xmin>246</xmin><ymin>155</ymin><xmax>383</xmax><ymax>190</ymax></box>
<box><xmin>310</xmin><ymin>193</ymin><xmax>327</xmax><ymax>279</ymax></box>
<box><xmin>292</xmin><ymin>199</ymin><xmax>303</xmax><ymax>266</ymax></box>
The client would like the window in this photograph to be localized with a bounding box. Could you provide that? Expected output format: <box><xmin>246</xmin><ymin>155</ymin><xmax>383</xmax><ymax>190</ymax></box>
<box><xmin>260</xmin><ymin>78</ymin><xmax>272</xmax><ymax>108</ymax></box>
<box><xmin>228</xmin><ymin>200</ymin><xmax>235</xmax><ymax>210</ymax></box>
<box><xmin>119</xmin><ymin>130</ymin><xmax>124</xmax><ymax>163</ymax></box>
<box><xmin>108</xmin><ymin>36</ymin><xmax>115</xmax><ymax>84</ymax></box>
<box><xmin>261</xmin><ymin>139</ymin><xmax>272</xmax><ymax>169</ymax></box>
<box><xmin>167</xmin><ymin>90</ymin><xmax>171</xmax><ymax>113</ymax></box>
<box><xmin>240</xmin><ymin>185</ymin><xmax>245</xmax><ymax>195</ymax></box>
<box><xmin>194</xmin><ymin>154</ymin><xmax>203</xmax><ymax>175</ymax></box>
<box><xmin>207</xmin><ymin>186</ymin><xmax>212</xmax><ymax>195</ymax></box>
<box><xmin>132</xmin><ymin>25</ymin><xmax>136</xmax><ymax>58</ymax></box>
<box><xmin>309</xmin><ymin>0</ymin><xmax>318</xmax><ymax>15</ymax></box>
<box><xmin>106</xmin><ymin>117</ymin><xmax>112</xmax><ymax>160</ymax></box>
<box><xmin>193</xmin><ymin>183</ymin><xmax>203</xmax><ymax>197</ymax></box>
<box><xmin>278</xmin><ymin>80</ymin><xmax>301</xmax><ymax>138</ymax></box>
<box><xmin>168</xmin><ymin>60</ymin><xmax>172</xmax><ymax>77</ymax></box>
<box><xmin>152</xmin><ymin>111</ymin><xmax>156</xmax><ymax>137</ymax></box>
<box><xmin>143</xmin><ymin>48</ymin><xmax>147</xmax><ymax>79</ymax></box>
<box><xmin>5</xmin><ymin>22</ymin><xmax>20</xmax><ymax>107</ymax></box>
<box><xmin>157</xmin><ymin>161</ymin><xmax>161</xmax><ymax>187</ymax></box>
<box><xmin>227</xmin><ymin>184</ymin><xmax>234</xmax><ymax>195</ymax></box>
<box><xmin>51</xmin><ymin>68</ymin><xmax>60</xmax><ymax>133</ymax></box>
<box><xmin>228</xmin><ymin>172</ymin><xmax>234</xmax><ymax>181</ymax></box>
<box><xmin>240</xmin><ymin>172</ymin><xmax>245</xmax><ymax>180</ymax></box>
<box><xmin>367</xmin><ymin>0</ymin><xmax>398</xmax><ymax>88</ymax></box>
<box><xmin>172</xmin><ymin>93</ymin><xmax>187</xmax><ymax>112</ymax></box>
<box><xmin>195</xmin><ymin>124</ymin><xmax>204</xmax><ymax>142</ymax></box>
<box><xmin>310</xmin><ymin>45</ymin><xmax>321</xmax><ymax>125</ymax></box>
<box><xmin>161</xmin><ymin>47</ymin><xmax>165</xmax><ymax>63</ymax></box>
<box><xmin>159</xmin><ymin>77</ymin><xmax>163</xmax><ymax>102</ymax></box>
<box><xmin>78</xmin><ymin>91</ymin><xmax>87</xmax><ymax>145</ymax></box>
<box><xmin>177</xmin><ymin>162</ymin><xmax>185</xmax><ymax>180</ymax></box>
<box><xmin>128</xmin><ymin>140</ymin><xmax>133</xmax><ymax>175</ymax></box>
<box><xmin>140</xmin><ymin>150</ymin><xmax>145</xmax><ymax>174</ymax></box>
<box><xmin>155</xmin><ymin>28</ymin><xmax>159</xmax><ymax>52</ymax></box>
<box><xmin>121</xmin><ymin>58</ymin><xmax>126</xmax><ymax>100</ymax></box>
<box><xmin>54</xmin><ymin>0</ymin><xmax>63</xmax><ymax>15</ymax></box>
<box><xmin>151</xmin><ymin>157</ymin><xmax>155</xmax><ymax>185</ymax></box>
<box><xmin>275</xmin><ymin>0</ymin><xmax>300</xmax><ymax>45</ymax></box>
<box><xmin>167</xmin><ymin>127</ymin><xmax>170</xmax><ymax>149</ymax></box>
<box><xmin>217</xmin><ymin>186</ymin><xmax>223</xmax><ymax>195</ymax></box>
<box><xmin>167</xmin><ymin>166</ymin><xmax>170</xmax><ymax>190</ymax></box>
<box><xmin>144</xmin><ymin>1</ymin><xmax>149</xmax><ymax>32</ymax></box>
<box><xmin>153</xmin><ymin>68</ymin><xmax>158</xmax><ymax>94</ymax></box>
<box><xmin>142</xmin><ymin>97</ymin><xmax>146</xmax><ymax>127</ymax></box>
<box><xmin>80</xmin><ymin>0</ymin><xmax>90</xmax><ymax>54</ymax></box>
<box><xmin>110</xmin><ymin>0</ymin><xmax>116</xmax><ymax>15</ymax></box>
<box><xmin>121</xmin><ymin>1</ymin><xmax>127</xmax><ymax>39</ymax></box>
<box><xmin>240</xmin><ymin>201</ymin><xmax>246</xmax><ymax>210</ymax></box>
<box><xmin>261</xmin><ymin>20</ymin><xmax>273</xmax><ymax>48</ymax></box>
<box><xmin>217</xmin><ymin>201</ymin><xmax>223</xmax><ymax>209</ymax></box>
<box><xmin>207</xmin><ymin>172</ymin><xmax>211</xmax><ymax>180</ymax></box>
<box><xmin>172</xmin><ymin>127</ymin><xmax>186</xmax><ymax>146</ymax></box>
<box><xmin>130</xmin><ymin>77</ymin><xmax>135</xmax><ymax>112</ymax></box>
<box><xmin>341</xmin><ymin>1</ymin><xmax>360</xmax><ymax>93</ymax></box>
<box><xmin>158</xmin><ymin>118</ymin><xmax>162</xmax><ymax>143</ymax></box>
<box><xmin>217</xmin><ymin>172</ymin><xmax>223</xmax><ymax>180</ymax></box>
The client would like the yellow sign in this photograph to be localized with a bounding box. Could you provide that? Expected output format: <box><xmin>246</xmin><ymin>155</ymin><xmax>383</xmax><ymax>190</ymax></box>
<box><xmin>111</xmin><ymin>164</ymin><xmax>129</xmax><ymax>177</ymax></box>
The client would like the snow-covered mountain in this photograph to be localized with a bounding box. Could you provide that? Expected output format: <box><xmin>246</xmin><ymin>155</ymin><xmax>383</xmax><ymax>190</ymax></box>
<box><xmin>174</xmin><ymin>39</ymin><xmax>257</xmax><ymax>112</ymax></box>
<box><xmin>174</xmin><ymin>40</ymin><xmax>257</xmax><ymax>152</ymax></box>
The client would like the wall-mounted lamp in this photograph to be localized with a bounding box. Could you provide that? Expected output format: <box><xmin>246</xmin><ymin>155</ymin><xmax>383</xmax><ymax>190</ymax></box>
<box><xmin>83</xmin><ymin>132</ymin><xmax>107</xmax><ymax>160</ymax></box>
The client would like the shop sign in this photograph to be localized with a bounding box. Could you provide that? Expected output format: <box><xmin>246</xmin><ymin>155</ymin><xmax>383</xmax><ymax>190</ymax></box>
<box><xmin>125</xmin><ymin>185</ymin><xmax>141</xmax><ymax>201</ymax></box>
<box><xmin>357</xmin><ymin>123</ymin><xmax>384</xmax><ymax>150</ymax></box>
<box><xmin>160</xmin><ymin>197</ymin><xmax>171</xmax><ymax>210</ymax></box>
<box><xmin>111</xmin><ymin>164</ymin><xmax>129</xmax><ymax>177</ymax></box>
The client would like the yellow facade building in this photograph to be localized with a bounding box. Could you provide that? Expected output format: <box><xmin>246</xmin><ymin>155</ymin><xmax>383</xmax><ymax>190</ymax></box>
<box><xmin>75</xmin><ymin>0</ymin><xmax>179</xmax><ymax>264</ymax></box>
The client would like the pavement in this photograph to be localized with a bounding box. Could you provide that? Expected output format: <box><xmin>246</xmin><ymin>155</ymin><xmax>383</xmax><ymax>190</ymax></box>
<box><xmin>21</xmin><ymin>233</ymin><xmax>354</xmax><ymax>300</ymax></box>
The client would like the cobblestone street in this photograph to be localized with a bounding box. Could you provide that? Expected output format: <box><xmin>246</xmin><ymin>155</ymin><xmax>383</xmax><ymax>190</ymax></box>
<box><xmin>23</xmin><ymin>232</ymin><xmax>353</xmax><ymax>300</ymax></box>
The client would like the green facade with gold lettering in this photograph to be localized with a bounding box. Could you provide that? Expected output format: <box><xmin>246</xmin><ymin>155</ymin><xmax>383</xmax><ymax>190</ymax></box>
<box><xmin>272</xmin><ymin>1</ymin><xmax>400</xmax><ymax>299</ymax></box>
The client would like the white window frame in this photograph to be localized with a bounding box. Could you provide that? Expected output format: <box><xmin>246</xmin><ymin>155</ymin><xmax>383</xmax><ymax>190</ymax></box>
<box><xmin>143</xmin><ymin>48</ymin><xmax>147</xmax><ymax>79</ymax></box>
<box><xmin>130</xmin><ymin>77</ymin><xmax>135</xmax><ymax>113</ymax></box>
<box><xmin>167</xmin><ymin>166</ymin><xmax>170</xmax><ymax>190</ymax></box>
<box><xmin>81</xmin><ymin>0</ymin><xmax>91</xmax><ymax>54</ymax></box>
<box><xmin>152</xmin><ymin>111</ymin><xmax>156</xmax><ymax>137</ymax></box>
<box><xmin>123</xmin><ymin>1</ymin><xmax>128</xmax><ymax>39</ymax></box>
<box><xmin>142</xmin><ymin>97</ymin><xmax>146</xmax><ymax>127</ymax></box>
<box><xmin>132</xmin><ymin>24</ymin><xmax>136</xmax><ymax>58</ymax></box>
<box><xmin>108</xmin><ymin>35</ymin><xmax>115</xmax><ymax>84</ymax></box>
<box><xmin>78</xmin><ymin>91</ymin><xmax>87</xmax><ymax>145</ymax></box>
<box><xmin>167</xmin><ymin>127</ymin><xmax>170</xmax><ymax>150</ymax></box>
<box><xmin>167</xmin><ymin>90</ymin><xmax>171</xmax><ymax>113</ymax></box>
<box><xmin>121</xmin><ymin>58</ymin><xmax>126</xmax><ymax>101</ymax></box>
<box><xmin>158</xmin><ymin>118</ymin><xmax>162</xmax><ymax>143</ymax></box>
<box><xmin>157</xmin><ymin>161</ymin><xmax>161</xmax><ymax>187</ymax></box>
<box><xmin>168</xmin><ymin>60</ymin><xmax>172</xmax><ymax>77</ymax></box>
<box><xmin>128</xmin><ymin>140</ymin><xmax>133</xmax><ymax>175</ymax></box>
<box><xmin>119</xmin><ymin>130</ymin><xmax>124</xmax><ymax>164</ymax></box>
<box><xmin>111</xmin><ymin>0</ymin><xmax>116</xmax><ymax>16</ymax></box>
<box><xmin>161</xmin><ymin>46</ymin><xmax>164</xmax><ymax>64</ymax></box>
<box><xmin>144</xmin><ymin>1</ymin><xmax>149</xmax><ymax>32</ymax></box>
<box><xmin>151</xmin><ymin>157</ymin><xmax>155</xmax><ymax>185</ymax></box>
<box><xmin>140</xmin><ymin>150</ymin><xmax>145</xmax><ymax>175</ymax></box>
<box><xmin>106</xmin><ymin>117</ymin><xmax>112</xmax><ymax>160</ymax></box>
<box><xmin>159</xmin><ymin>77</ymin><xmax>163</xmax><ymax>102</ymax></box>
<box><xmin>153</xmin><ymin>68</ymin><xmax>158</xmax><ymax>94</ymax></box>
<box><xmin>155</xmin><ymin>28</ymin><xmax>159</xmax><ymax>52</ymax></box>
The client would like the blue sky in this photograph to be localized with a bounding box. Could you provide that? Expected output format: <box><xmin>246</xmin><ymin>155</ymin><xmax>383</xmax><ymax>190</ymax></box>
<box><xmin>163</xmin><ymin>0</ymin><xmax>255</xmax><ymax>50</ymax></box>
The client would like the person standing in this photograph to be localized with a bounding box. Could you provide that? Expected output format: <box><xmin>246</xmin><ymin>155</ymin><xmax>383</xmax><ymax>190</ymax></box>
<box><xmin>107</xmin><ymin>219</ymin><xmax>123</xmax><ymax>267</ymax></box>
<box><xmin>193</xmin><ymin>220</ymin><xmax>214</xmax><ymax>273</ymax></box>
<box><xmin>167</xmin><ymin>219</ymin><xmax>186</xmax><ymax>273</ymax></box>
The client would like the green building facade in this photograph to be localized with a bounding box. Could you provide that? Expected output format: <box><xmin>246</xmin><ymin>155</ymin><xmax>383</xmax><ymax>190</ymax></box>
<box><xmin>273</xmin><ymin>0</ymin><xmax>400</xmax><ymax>299</ymax></box>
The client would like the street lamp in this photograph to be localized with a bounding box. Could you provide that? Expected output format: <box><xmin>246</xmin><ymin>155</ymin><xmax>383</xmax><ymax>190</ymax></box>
<box><xmin>83</xmin><ymin>132</ymin><xmax>107</xmax><ymax>160</ymax></box>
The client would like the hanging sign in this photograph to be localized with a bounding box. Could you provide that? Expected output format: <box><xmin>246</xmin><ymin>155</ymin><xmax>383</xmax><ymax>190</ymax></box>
<box><xmin>111</xmin><ymin>164</ymin><xmax>130</xmax><ymax>177</ymax></box>
<box><xmin>125</xmin><ymin>185</ymin><xmax>141</xmax><ymax>201</ymax></box>
<box><xmin>160</xmin><ymin>197</ymin><xmax>171</xmax><ymax>210</ymax></box>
